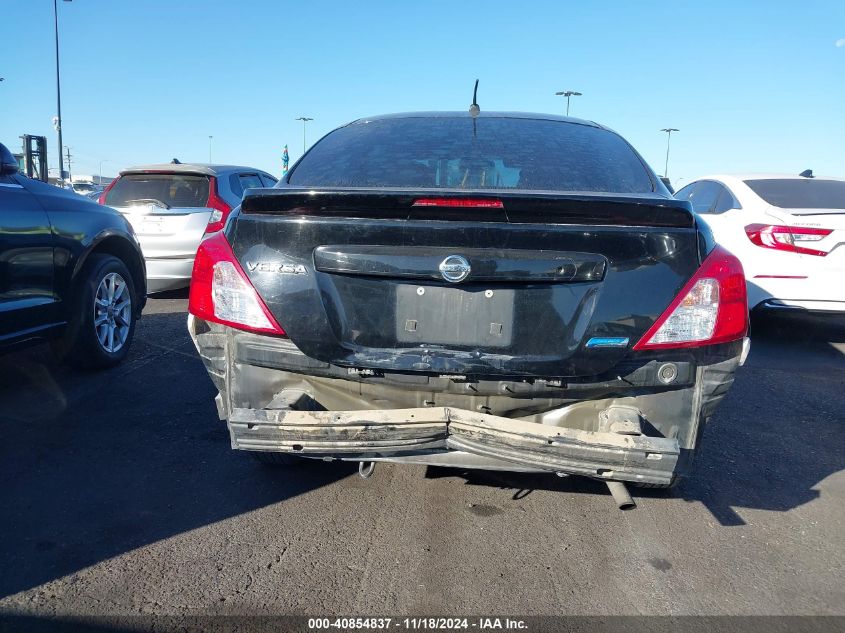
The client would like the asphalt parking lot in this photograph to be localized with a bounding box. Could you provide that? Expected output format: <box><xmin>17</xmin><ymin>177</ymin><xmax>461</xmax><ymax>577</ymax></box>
<box><xmin>1</xmin><ymin>295</ymin><xmax>843</xmax><ymax>623</ymax></box>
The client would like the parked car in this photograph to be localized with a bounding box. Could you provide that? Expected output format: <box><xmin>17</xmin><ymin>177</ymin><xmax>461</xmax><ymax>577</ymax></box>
<box><xmin>70</xmin><ymin>181</ymin><xmax>102</xmax><ymax>197</ymax></box>
<box><xmin>0</xmin><ymin>142</ymin><xmax>146</xmax><ymax>367</ymax></box>
<box><xmin>99</xmin><ymin>164</ymin><xmax>278</xmax><ymax>293</ymax></box>
<box><xmin>187</xmin><ymin>112</ymin><xmax>750</xmax><ymax>499</ymax></box>
<box><xmin>675</xmin><ymin>174</ymin><xmax>845</xmax><ymax>314</ymax></box>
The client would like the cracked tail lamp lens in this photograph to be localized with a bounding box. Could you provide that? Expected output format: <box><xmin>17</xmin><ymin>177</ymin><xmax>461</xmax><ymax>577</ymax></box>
<box><xmin>212</xmin><ymin>261</ymin><xmax>274</xmax><ymax>330</ymax></box>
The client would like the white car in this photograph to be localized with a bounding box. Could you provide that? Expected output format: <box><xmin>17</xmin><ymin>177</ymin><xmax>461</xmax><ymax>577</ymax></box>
<box><xmin>675</xmin><ymin>173</ymin><xmax>845</xmax><ymax>314</ymax></box>
<box><xmin>100</xmin><ymin>163</ymin><xmax>277</xmax><ymax>293</ymax></box>
<box><xmin>70</xmin><ymin>181</ymin><xmax>102</xmax><ymax>197</ymax></box>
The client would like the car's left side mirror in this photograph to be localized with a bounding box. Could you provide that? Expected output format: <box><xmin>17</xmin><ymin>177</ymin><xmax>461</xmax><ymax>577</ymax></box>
<box><xmin>0</xmin><ymin>143</ymin><xmax>20</xmax><ymax>176</ymax></box>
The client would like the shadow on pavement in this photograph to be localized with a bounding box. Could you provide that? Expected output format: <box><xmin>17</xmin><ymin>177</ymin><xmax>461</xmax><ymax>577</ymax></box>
<box><xmin>0</xmin><ymin>614</ymin><xmax>320</xmax><ymax>633</ymax></box>
<box><xmin>146</xmin><ymin>287</ymin><xmax>190</xmax><ymax>301</ymax></box>
<box><xmin>751</xmin><ymin>310</ymin><xmax>845</xmax><ymax>344</ymax></box>
<box><xmin>1</xmin><ymin>306</ymin><xmax>843</xmax><ymax>601</ymax></box>
<box><xmin>0</xmin><ymin>311</ymin><xmax>353</xmax><ymax>599</ymax></box>
<box><xmin>428</xmin><ymin>314</ymin><xmax>845</xmax><ymax>526</ymax></box>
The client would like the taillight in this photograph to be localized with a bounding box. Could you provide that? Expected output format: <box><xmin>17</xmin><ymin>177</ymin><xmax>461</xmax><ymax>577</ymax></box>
<box><xmin>744</xmin><ymin>224</ymin><xmax>832</xmax><ymax>257</ymax></box>
<box><xmin>204</xmin><ymin>177</ymin><xmax>233</xmax><ymax>233</ymax></box>
<box><xmin>413</xmin><ymin>198</ymin><xmax>504</xmax><ymax>208</ymax></box>
<box><xmin>188</xmin><ymin>232</ymin><xmax>286</xmax><ymax>336</ymax></box>
<box><xmin>633</xmin><ymin>245</ymin><xmax>747</xmax><ymax>350</ymax></box>
<box><xmin>98</xmin><ymin>178</ymin><xmax>118</xmax><ymax>205</ymax></box>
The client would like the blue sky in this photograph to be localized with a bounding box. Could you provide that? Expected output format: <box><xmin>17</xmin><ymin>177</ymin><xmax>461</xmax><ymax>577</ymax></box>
<box><xmin>2</xmin><ymin>0</ymin><xmax>843</xmax><ymax>187</ymax></box>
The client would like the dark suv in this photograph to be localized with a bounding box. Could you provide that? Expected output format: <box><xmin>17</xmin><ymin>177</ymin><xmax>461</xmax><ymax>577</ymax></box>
<box><xmin>0</xmin><ymin>142</ymin><xmax>146</xmax><ymax>368</ymax></box>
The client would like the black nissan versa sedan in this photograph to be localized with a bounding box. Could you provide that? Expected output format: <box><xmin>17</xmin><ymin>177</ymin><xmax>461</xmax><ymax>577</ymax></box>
<box><xmin>0</xmin><ymin>142</ymin><xmax>146</xmax><ymax>368</ymax></box>
<box><xmin>187</xmin><ymin>112</ymin><xmax>751</xmax><ymax>503</ymax></box>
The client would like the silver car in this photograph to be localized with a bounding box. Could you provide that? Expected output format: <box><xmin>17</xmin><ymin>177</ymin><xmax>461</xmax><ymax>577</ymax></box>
<box><xmin>100</xmin><ymin>163</ymin><xmax>277</xmax><ymax>292</ymax></box>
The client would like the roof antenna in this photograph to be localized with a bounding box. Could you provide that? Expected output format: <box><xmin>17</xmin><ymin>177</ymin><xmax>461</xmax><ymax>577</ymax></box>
<box><xmin>469</xmin><ymin>79</ymin><xmax>480</xmax><ymax>117</ymax></box>
<box><xmin>799</xmin><ymin>169</ymin><xmax>814</xmax><ymax>178</ymax></box>
<box><xmin>171</xmin><ymin>158</ymin><xmax>181</xmax><ymax>164</ymax></box>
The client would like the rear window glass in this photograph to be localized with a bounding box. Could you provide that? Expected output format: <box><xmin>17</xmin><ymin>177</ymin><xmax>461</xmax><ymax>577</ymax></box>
<box><xmin>229</xmin><ymin>173</ymin><xmax>265</xmax><ymax>198</ymax></box>
<box><xmin>105</xmin><ymin>174</ymin><xmax>210</xmax><ymax>208</ymax></box>
<box><xmin>744</xmin><ymin>179</ymin><xmax>845</xmax><ymax>209</ymax></box>
<box><xmin>288</xmin><ymin>117</ymin><xmax>654</xmax><ymax>193</ymax></box>
<box><xmin>685</xmin><ymin>181</ymin><xmax>722</xmax><ymax>214</ymax></box>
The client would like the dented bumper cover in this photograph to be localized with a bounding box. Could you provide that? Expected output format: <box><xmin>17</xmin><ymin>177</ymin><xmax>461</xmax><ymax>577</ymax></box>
<box><xmin>228</xmin><ymin>405</ymin><xmax>679</xmax><ymax>485</ymax></box>
<box><xmin>190</xmin><ymin>315</ymin><xmax>743</xmax><ymax>486</ymax></box>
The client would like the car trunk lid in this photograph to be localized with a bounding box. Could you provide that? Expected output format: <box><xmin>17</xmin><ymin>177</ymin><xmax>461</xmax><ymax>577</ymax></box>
<box><xmin>776</xmin><ymin>209</ymin><xmax>845</xmax><ymax>286</ymax></box>
<box><xmin>748</xmin><ymin>177</ymin><xmax>845</xmax><ymax>262</ymax></box>
<box><xmin>228</xmin><ymin>189</ymin><xmax>699</xmax><ymax>378</ymax></box>
<box><xmin>105</xmin><ymin>172</ymin><xmax>214</xmax><ymax>248</ymax></box>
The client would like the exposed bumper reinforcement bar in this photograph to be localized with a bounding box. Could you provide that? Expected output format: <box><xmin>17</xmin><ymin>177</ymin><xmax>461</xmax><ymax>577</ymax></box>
<box><xmin>228</xmin><ymin>406</ymin><xmax>680</xmax><ymax>485</ymax></box>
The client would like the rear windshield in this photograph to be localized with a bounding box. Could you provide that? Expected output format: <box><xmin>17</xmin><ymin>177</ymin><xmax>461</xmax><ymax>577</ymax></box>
<box><xmin>745</xmin><ymin>179</ymin><xmax>845</xmax><ymax>209</ymax></box>
<box><xmin>106</xmin><ymin>173</ymin><xmax>210</xmax><ymax>208</ymax></box>
<box><xmin>288</xmin><ymin>117</ymin><xmax>654</xmax><ymax>194</ymax></box>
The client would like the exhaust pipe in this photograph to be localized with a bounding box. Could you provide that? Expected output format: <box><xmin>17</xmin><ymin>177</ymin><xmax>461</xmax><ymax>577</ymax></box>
<box><xmin>606</xmin><ymin>481</ymin><xmax>636</xmax><ymax>510</ymax></box>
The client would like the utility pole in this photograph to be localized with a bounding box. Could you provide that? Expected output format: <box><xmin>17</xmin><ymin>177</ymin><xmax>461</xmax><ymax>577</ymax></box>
<box><xmin>64</xmin><ymin>146</ymin><xmax>72</xmax><ymax>183</ymax></box>
<box><xmin>295</xmin><ymin>117</ymin><xmax>313</xmax><ymax>154</ymax></box>
<box><xmin>98</xmin><ymin>159</ymin><xmax>109</xmax><ymax>185</ymax></box>
<box><xmin>660</xmin><ymin>128</ymin><xmax>679</xmax><ymax>178</ymax></box>
<box><xmin>555</xmin><ymin>90</ymin><xmax>582</xmax><ymax>116</ymax></box>
<box><xmin>53</xmin><ymin>0</ymin><xmax>72</xmax><ymax>185</ymax></box>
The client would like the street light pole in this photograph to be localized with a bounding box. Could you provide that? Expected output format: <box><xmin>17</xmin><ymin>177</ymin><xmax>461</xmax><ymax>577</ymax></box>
<box><xmin>295</xmin><ymin>117</ymin><xmax>313</xmax><ymax>154</ymax></box>
<box><xmin>53</xmin><ymin>0</ymin><xmax>68</xmax><ymax>185</ymax></box>
<box><xmin>660</xmin><ymin>128</ymin><xmax>679</xmax><ymax>178</ymax></box>
<box><xmin>208</xmin><ymin>135</ymin><xmax>213</xmax><ymax>163</ymax></box>
<box><xmin>555</xmin><ymin>90</ymin><xmax>582</xmax><ymax>116</ymax></box>
<box><xmin>98</xmin><ymin>159</ymin><xmax>109</xmax><ymax>185</ymax></box>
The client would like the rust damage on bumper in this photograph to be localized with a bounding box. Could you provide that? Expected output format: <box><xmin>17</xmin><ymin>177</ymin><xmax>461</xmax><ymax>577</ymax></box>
<box><xmin>228</xmin><ymin>405</ymin><xmax>679</xmax><ymax>485</ymax></box>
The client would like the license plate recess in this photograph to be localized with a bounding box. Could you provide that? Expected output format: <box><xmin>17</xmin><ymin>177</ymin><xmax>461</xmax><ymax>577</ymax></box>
<box><xmin>395</xmin><ymin>285</ymin><xmax>514</xmax><ymax>347</ymax></box>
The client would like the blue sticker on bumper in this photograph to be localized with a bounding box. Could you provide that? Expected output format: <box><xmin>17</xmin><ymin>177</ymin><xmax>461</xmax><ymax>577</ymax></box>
<box><xmin>586</xmin><ymin>337</ymin><xmax>630</xmax><ymax>348</ymax></box>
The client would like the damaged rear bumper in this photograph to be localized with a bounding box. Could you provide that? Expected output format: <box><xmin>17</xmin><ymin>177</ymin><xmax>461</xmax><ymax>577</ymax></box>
<box><xmin>228</xmin><ymin>405</ymin><xmax>679</xmax><ymax>486</ymax></box>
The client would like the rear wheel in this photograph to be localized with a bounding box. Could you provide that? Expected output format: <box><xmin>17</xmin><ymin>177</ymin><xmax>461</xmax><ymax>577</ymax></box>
<box><xmin>53</xmin><ymin>254</ymin><xmax>138</xmax><ymax>369</ymax></box>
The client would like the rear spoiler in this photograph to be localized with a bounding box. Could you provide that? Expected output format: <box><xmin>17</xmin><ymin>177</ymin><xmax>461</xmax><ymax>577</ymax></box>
<box><xmin>119</xmin><ymin>170</ymin><xmax>212</xmax><ymax>178</ymax></box>
<box><xmin>240</xmin><ymin>188</ymin><xmax>695</xmax><ymax>228</ymax></box>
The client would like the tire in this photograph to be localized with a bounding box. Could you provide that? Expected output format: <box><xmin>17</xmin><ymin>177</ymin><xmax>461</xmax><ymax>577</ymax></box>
<box><xmin>53</xmin><ymin>254</ymin><xmax>138</xmax><ymax>369</ymax></box>
<box><xmin>249</xmin><ymin>451</ymin><xmax>303</xmax><ymax>467</ymax></box>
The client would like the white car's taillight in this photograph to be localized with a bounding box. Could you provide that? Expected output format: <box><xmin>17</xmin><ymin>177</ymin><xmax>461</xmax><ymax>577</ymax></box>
<box><xmin>634</xmin><ymin>246</ymin><xmax>747</xmax><ymax>350</ymax></box>
<box><xmin>744</xmin><ymin>224</ymin><xmax>832</xmax><ymax>257</ymax></box>
<box><xmin>203</xmin><ymin>176</ymin><xmax>233</xmax><ymax>234</ymax></box>
<box><xmin>188</xmin><ymin>232</ymin><xmax>286</xmax><ymax>336</ymax></box>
